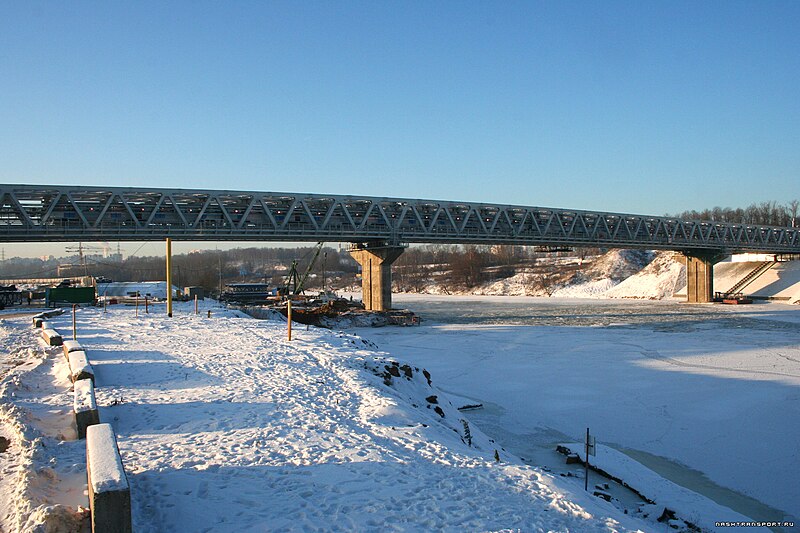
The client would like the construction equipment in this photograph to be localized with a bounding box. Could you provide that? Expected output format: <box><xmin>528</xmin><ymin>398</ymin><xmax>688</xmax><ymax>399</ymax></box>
<box><xmin>0</xmin><ymin>285</ymin><xmax>24</xmax><ymax>309</ymax></box>
<box><xmin>65</xmin><ymin>242</ymin><xmax>110</xmax><ymax>276</ymax></box>
<box><xmin>283</xmin><ymin>242</ymin><xmax>324</xmax><ymax>297</ymax></box>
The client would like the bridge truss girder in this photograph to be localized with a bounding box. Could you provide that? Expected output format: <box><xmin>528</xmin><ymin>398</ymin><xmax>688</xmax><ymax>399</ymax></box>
<box><xmin>1</xmin><ymin>185</ymin><xmax>799</xmax><ymax>254</ymax></box>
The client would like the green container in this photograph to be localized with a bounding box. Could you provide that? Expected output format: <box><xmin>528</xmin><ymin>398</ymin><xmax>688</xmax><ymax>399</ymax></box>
<box><xmin>46</xmin><ymin>286</ymin><xmax>96</xmax><ymax>306</ymax></box>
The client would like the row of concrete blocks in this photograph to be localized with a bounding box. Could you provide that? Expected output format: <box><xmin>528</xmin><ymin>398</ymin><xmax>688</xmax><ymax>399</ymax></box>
<box><xmin>34</xmin><ymin>321</ymin><xmax>132</xmax><ymax>533</ymax></box>
<box><xmin>34</xmin><ymin>309</ymin><xmax>66</xmax><ymax>346</ymax></box>
<box><xmin>63</xmin><ymin>341</ymin><xmax>99</xmax><ymax>438</ymax></box>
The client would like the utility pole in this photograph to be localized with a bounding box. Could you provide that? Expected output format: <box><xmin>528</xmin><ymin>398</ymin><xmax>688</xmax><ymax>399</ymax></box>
<box><xmin>585</xmin><ymin>428</ymin><xmax>590</xmax><ymax>491</ymax></box>
<box><xmin>218</xmin><ymin>252</ymin><xmax>222</xmax><ymax>294</ymax></box>
<box><xmin>166</xmin><ymin>238</ymin><xmax>173</xmax><ymax>317</ymax></box>
<box><xmin>322</xmin><ymin>252</ymin><xmax>327</xmax><ymax>294</ymax></box>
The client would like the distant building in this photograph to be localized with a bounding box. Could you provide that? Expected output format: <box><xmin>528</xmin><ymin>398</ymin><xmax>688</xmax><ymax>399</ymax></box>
<box><xmin>184</xmin><ymin>286</ymin><xmax>205</xmax><ymax>300</ymax></box>
<box><xmin>96</xmin><ymin>281</ymin><xmax>179</xmax><ymax>299</ymax></box>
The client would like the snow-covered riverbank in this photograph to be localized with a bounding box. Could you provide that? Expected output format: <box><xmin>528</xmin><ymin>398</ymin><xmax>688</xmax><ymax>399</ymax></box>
<box><xmin>355</xmin><ymin>295</ymin><xmax>800</xmax><ymax>528</ymax></box>
<box><xmin>0</xmin><ymin>301</ymin><xmax>677</xmax><ymax>532</ymax></box>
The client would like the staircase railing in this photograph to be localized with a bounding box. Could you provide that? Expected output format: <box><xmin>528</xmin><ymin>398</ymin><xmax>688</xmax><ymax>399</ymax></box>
<box><xmin>723</xmin><ymin>261</ymin><xmax>775</xmax><ymax>296</ymax></box>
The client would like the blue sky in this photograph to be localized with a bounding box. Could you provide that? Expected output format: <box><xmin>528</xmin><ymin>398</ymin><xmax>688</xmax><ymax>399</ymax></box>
<box><xmin>1</xmin><ymin>1</ymin><xmax>799</xmax><ymax>258</ymax></box>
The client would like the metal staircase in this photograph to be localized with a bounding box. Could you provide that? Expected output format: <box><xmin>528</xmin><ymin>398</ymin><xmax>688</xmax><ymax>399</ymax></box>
<box><xmin>723</xmin><ymin>261</ymin><xmax>776</xmax><ymax>297</ymax></box>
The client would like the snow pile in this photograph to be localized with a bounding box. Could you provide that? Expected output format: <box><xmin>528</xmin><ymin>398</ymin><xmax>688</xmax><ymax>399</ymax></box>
<box><xmin>21</xmin><ymin>505</ymin><xmax>86</xmax><ymax>533</ymax></box>
<box><xmin>549</xmin><ymin>250</ymin><xmax>652</xmax><ymax>298</ymax></box>
<box><xmin>0</xmin><ymin>327</ymin><xmax>87</xmax><ymax>533</ymax></box>
<box><xmin>472</xmin><ymin>272</ymin><xmax>538</xmax><ymax>296</ymax></box>
<box><xmin>469</xmin><ymin>250</ymin><xmax>653</xmax><ymax>298</ymax></box>
<box><xmin>551</xmin><ymin>278</ymin><xmax>618</xmax><ymax>298</ymax></box>
<box><xmin>1</xmin><ymin>303</ymin><xmax>656</xmax><ymax>532</ymax></box>
<box><xmin>605</xmin><ymin>251</ymin><xmax>685</xmax><ymax>299</ymax></box>
<box><xmin>585</xmin><ymin>250</ymin><xmax>654</xmax><ymax>280</ymax></box>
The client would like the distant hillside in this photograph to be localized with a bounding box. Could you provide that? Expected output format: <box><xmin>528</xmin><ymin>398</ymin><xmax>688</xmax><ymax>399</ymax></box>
<box><xmin>394</xmin><ymin>249</ymin><xmax>800</xmax><ymax>303</ymax></box>
<box><xmin>393</xmin><ymin>249</ymin><xmax>655</xmax><ymax>298</ymax></box>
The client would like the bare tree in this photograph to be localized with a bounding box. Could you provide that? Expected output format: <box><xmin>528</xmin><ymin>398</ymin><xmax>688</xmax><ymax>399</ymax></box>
<box><xmin>528</xmin><ymin>273</ymin><xmax>558</xmax><ymax>296</ymax></box>
<box><xmin>790</xmin><ymin>199</ymin><xmax>799</xmax><ymax>228</ymax></box>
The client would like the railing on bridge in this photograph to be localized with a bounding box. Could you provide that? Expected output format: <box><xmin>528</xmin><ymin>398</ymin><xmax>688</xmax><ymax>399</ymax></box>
<box><xmin>1</xmin><ymin>185</ymin><xmax>799</xmax><ymax>254</ymax></box>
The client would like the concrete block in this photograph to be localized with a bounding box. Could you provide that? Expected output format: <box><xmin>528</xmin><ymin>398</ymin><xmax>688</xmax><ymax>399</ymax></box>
<box><xmin>68</xmin><ymin>350</ymin><xmax>94</xmax><ymax>383</ymax></box>
<box><xmin>63</xmin><ymin>340</ymin><xmax>84</xmax><ymax>358</ymax></box>
<box><xmin>74</xmin><ymin>378</ymin><xmax>100</xmax><ymax>439</ymax></box>
<box><xmin>86</xmin><ymin>424</ymin><xmax>131</xmax><ymax>533</ymax></box>
<box><xmin>42</xmin><ymin>328</ymin><xmax>63</xmax><ymax>346</ymax></box>
<box><xmin>33</xmin><ymin>309</ymin><xmax>63</xmax><ymax>327</ymax></box>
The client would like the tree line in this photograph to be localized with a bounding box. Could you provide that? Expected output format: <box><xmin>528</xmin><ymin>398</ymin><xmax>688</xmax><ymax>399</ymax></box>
<box><xmin>671</xmin><ymin>200</ymin><xmax>799</xmax><ymax>227</ymax></box>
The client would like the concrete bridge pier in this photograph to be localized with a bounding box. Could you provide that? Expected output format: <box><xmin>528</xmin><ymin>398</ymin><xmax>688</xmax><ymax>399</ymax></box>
<box><xmin>349</xmin><ymin>242</ymin><xmax>405</xmax><ymax>311</ymax></box>
<box><xmin>684</xmin><ymin>251</ymin><xmax>726</xmax><ymax>303</ymax></box>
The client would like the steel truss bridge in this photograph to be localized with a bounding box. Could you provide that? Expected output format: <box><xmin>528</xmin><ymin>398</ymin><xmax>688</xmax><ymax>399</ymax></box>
<box><xmin>1</xmin><ymin>184</ymin><xmax>798</xmax><ymax>254</ymax></box>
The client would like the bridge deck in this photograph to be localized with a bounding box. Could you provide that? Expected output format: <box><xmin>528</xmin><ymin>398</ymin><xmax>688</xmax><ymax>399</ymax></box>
<box><xmin>1</xmin><ymin>185</ymin><xmax>798</xmax><ymax>254</ymax></box>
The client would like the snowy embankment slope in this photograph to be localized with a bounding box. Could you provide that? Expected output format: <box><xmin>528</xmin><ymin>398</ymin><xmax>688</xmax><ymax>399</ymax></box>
<box><xmin>1</xmin><ymin>304</ymin><xmax>656</xmax><ymax>532</ymax></box>
<box><xmin>605</xmin><ymin>252</ymin><xmax>686</xmax><ymax>300</ymax></box>
<box><xmin>399</xmin><ymin>251</ymin><xmax>800</xmax><ymax>302</ymax></box>
<box><xmin>358</xmin><ymin>300</ymin><xmax>800</xmax><ymax>528</ymax></box>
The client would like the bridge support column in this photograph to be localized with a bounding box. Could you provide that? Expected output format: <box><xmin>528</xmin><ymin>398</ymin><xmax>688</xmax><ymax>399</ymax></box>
<box><xmin>350</xmin><ymin>243</ymin><xmax>404</xmax><ymax>311</ymax></box>
<box><xmin>684</xmin><ymin>251</ymin><xmax>725</xmax><ymax>303</ymax></box>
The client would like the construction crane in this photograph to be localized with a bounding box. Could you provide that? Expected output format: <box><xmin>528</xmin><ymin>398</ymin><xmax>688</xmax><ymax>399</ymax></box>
<box><xmin>65</xmin><ymin>242</ymin><xmax>102</xmax><ymax>275</ymax></box>
<box><xmin>283</xmin><ymin>242</ymin><xmax>324</xmax><ymax>297</ymax></box>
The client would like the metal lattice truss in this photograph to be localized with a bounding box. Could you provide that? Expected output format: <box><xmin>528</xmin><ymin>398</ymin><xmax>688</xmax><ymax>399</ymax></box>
<box><xmin>1</xmin><ymin>184</ymin><xmax>799</xmax><ymax>253</ymax></box>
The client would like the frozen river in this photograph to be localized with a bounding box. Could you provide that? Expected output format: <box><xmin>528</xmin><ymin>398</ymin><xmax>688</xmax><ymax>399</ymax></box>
<box><xmin>354</xmin><ymin>295</ymin><xmax>800</xmax><ymax>527</ymax></box>
<box><xmin>392</xmin><ymin>293</ymin><xmax>800</xmax><ymax>331</ymax></box>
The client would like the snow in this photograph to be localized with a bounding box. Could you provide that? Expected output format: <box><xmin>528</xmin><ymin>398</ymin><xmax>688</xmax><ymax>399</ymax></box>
<box><xmin>557</xmin><ymin>443</ymin><xmax>763</xmax><ymax>532</ymax></box>
<box><xmin>41</xmin><ymin>328</ymin><xmax>61</xmax><ymax>345</ymax></box>
<box><xmin>86</xmin><ymin>423</ymin><xmax>128</xmax><ymax>493</ymax></box>
<box><xmin>464</xmin><ymin>250</ymin><xmax>654</xmax><ymax>298</ymax></box>
<box><xmin>62</xmin><ymin>340</ymin><xmax>82</xmax><ymax>355</ymax></box>
<box><xmin>0</xmin><ymin>302</ymin><xmax>658</xmax><ymax>532</ymax></box>
<box><xmin>67</xmin><ymin>351</ymin><xmax>93</xmax><ymax>382</ymax></box>
<box><xmin>674</xmin><ymin>259</ymin><xmax>800</xmax><ymax>302</ymax></box>
<box><xmin>552</xmin><ymin>278</ymin><xmax>618</xmax><ymax>298</ymax></box>
<box><xmin>73</xmin><ymin>378</ymin><xmax>96</xmax><ymax>414</ymax></box>
<box><xmin>605</xmin><ymin>252</ymin><xmax>685</xmax><ymax>300</ymax></box>
<box><xmin>1</xmin><ymin>319</ymin><xmax>87</xmax><ymax>531</ymax></box>
<box><xmin>358</xmin><ymin>295</ymin><xmax>800</xmax><ymax>528</ymax></box>
<box><xmin>4</xmin><ymin>291</ymin><xmax>800</xmax><ymax>531</ymax></box>
<box><xmin>401</xmin><ymin>252</ymin><xmax>800</xmax><ymax>302</ymax></box>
